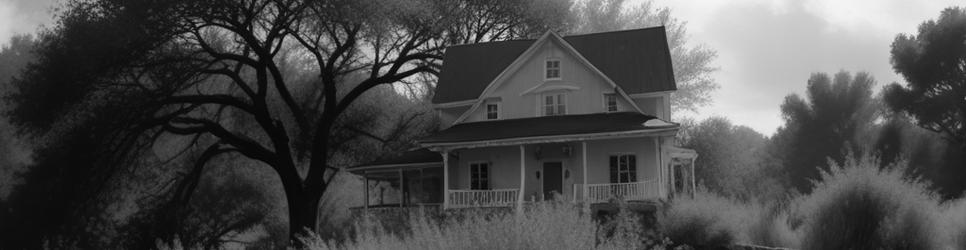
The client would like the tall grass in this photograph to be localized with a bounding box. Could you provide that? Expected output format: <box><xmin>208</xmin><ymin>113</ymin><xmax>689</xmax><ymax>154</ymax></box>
<box><xmin>300</xmin><ymin>201</ymin><xmax>665</xmax><ymax>250</ymax></box>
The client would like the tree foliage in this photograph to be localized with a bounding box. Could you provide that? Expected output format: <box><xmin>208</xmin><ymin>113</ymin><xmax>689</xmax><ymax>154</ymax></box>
<box><xmin>569</xmin><ymin>0</ymin><xmax>719</xmax><ymax>115</ymax></box>
<box><xmin>2</xmin><ymin>0</ymin><xmax>572</xmax><ymax>247</ymax></box>
<box><xmin>678</xmin><ymin>117</ymin><xmax>783</xmax><ymax>201</ymax></box>
<box><xmin>885</xmin><ymin>7</ymin><xmax>966</xmax><ymax>148</ymax></box>
<box><xmin>772</xmin><ymin>71</ymin><xmax>877</xmax><ymax>193</ymax></box>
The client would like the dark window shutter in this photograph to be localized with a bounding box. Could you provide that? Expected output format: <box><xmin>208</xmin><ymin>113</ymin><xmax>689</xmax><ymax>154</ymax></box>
<box><xmin>628</xmin><ymin>155</ymin><xmax>637</xmax><ymax>182</ymax></box>
<box><xmin>609</xmin><ymin>156</ymin><xmax>618</xmax><ymax>183</ymax></box>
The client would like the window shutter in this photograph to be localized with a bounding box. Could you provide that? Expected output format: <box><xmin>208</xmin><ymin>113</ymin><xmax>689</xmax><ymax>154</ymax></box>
<box><xmin>609</xmin><ymin>156</ymin><xmax>618</xmax><ymax>183</ymax></box>
<box><xmin>627</xmin><ymin>155</ymin><xmax>637</xmax><ymax>182</ymax></box>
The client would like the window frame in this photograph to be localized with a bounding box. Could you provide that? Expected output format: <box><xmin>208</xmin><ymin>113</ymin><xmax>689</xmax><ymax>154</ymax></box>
<box><xmin>541</xmin><ymin>92</ymin><xmax>567</xmax><ymax>116</ymax></box>
<box><xmin>469</xmin><ymin>162</ymin><xmax>491</xmax><ymax>190</ymax></box>
<box><xmin>603</xmin><ymin>93</ymin><xmax>618</xmax><ymax>112</ymax></box>
<box><xmin>544</xmin><ymin>58</ymin><xmax>561</xmax><ymax>80</ymax></box>
<box><xmin>485</xmin><ymin>102</ymin><xmax>500</xmax><ymax>120</ymax></box>
<box><xmin>608</xmin><ymin>154</ymin><xmax>637</xmax><ymax>183</ymax></box>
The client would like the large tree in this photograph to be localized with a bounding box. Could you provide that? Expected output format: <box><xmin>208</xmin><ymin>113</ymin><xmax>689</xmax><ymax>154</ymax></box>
<box><xmin>772</xmin><ymin>71</ymin><xmax>877</xmax><ymax>192</ymax></box>
<box><xmin>885</xmin><ymin>6</ymin><xmax>966</xmax><ymax>149</ymax></box>
<box><xmin>569</xmin><ymin>0</ymin><xmax>719</xmax><ymax>115</ymax></box>
<box><xmin>5</xmin><ymin>0</ymin><xmax>572</xmax><ymax>246</ymax></box>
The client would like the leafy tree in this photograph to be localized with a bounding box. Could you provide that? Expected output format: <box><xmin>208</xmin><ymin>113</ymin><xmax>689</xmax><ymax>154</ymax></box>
<box><xmin>772</xmin><ymin>71</ymin><xmax>877</xmax><ymax>192</ymax></box>
<box><xmin>885</xmin><ymin>7</ymin><xmax>966</xmax><ymax>149</ymax></box>
<box><xmin>4</xmin><ymin>0</ymin><xmax>572</xmax><ymax>246</ymax></box>
<box><xmin>569</xmin><ymin>0</ymin><xmax>719</xmax><ymax>115</ymax></box>
<box><xmin>678</xmin><ymin>117</ymin><xmax>782</xmax><ymax>200</ymax></box>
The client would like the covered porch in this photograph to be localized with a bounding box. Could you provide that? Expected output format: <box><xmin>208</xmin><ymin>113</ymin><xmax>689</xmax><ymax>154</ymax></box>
<box><xmin>348</xmin><ymin>112</ymin><xmax>699</xmax><ymax>211</ymax></box>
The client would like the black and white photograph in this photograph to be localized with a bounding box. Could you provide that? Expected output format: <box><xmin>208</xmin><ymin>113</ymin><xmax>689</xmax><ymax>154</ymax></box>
<box><xmin>1</xmin><ymin>0</ymin><xmax>965</xmax><ymax>249</ymax></box>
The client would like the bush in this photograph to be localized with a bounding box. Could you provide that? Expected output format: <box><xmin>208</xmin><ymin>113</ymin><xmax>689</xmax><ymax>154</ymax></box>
<box><xmin>940</xmin><ymin>199</ymin><xmax>966</xmax><ymax>250</ymax></box>
<box><xmin>793</xmin><ymin>156</ymin><xmax>942</xmax><ymax>250</ymax></box>
<box><xmin>657</xmin><ymin>190</ymin><xmax>757</xmax><ymax>248</ymax></box>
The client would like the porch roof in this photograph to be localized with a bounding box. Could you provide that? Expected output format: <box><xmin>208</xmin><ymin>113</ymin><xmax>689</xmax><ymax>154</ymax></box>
<box><xmin>419</xmin><ymin>112</ymin><xmax>678</xmax><ymax>148</ymax></box>
<box><xmin>347</xmin><ymin>148</ymin><xmax>441</xmax><ymax>174</ymax></box>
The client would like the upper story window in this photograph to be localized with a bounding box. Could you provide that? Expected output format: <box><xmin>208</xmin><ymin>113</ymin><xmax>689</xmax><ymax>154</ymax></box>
<box><xmin>485</xmin><ymin>102</ymin><xmax>500</xmax><ymax>120</ymax></box>
<box><xmin>609</xmin><ymin>154</ymin><xmax>637</xmax><ymax>183</ymax></box>
<box><xmin>604</xmin><ymin>93</ymin><xmax>618</xmax><ymax>112</ymax></box>
<box><xmin>545</xmin><ymin>59</ymin><xmax>561</xmax><ymax>80</ymax></box>
<box><xmin>470</xmin><ymin>162</ymin><xmax>490</xmax><ymax>190</ymax></box>
<box><xmin>542</xmin><ymin>93</ymin><xmax>566</xmax><ymax>116</ymax></box>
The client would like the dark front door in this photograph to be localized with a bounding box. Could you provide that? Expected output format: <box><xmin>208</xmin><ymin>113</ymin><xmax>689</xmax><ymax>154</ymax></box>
<box><xmin>543</xmin><ymin>162</ymin><xmax>563</xmax><ymax>199</ymax></box>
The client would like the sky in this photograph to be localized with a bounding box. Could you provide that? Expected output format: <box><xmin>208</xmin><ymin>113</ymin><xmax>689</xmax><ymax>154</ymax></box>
<box><xmin>1</xmin><ymin>0</ymin><xmax>963</xmax><ymax>136</ymax></box>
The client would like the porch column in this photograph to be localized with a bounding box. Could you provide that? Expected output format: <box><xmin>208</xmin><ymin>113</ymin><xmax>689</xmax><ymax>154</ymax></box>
<box><xmin>363</xmin><ymin>171</ymin><xmax>369</xmax><ymax>213</ymax></box>
<box><xmin>398</xmin><ymin>168</ymin><xmax>404</xmax><ymax>208</ymax></box>
<box><xmin>441</xmin><ymin>150</ymin><xmax>449</xmax><ymax>209</ymax></box>
<box><xmin>581</xmin><ymin>141</ymin><xmax>588</xmax><ymax>207</ymax></box>
<box><xmin>691</xmin><ymin>157</ymin><xmax>697</xmax><ymax>197</ymax></box>
<box><xmin>517</xmin><ymin>145</ymin><xmax>525</xmax><ymax>214</ymax></box>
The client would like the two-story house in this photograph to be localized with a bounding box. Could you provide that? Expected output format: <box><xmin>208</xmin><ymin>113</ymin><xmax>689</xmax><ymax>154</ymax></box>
<box><xmin>348</xmin><ymin>27</ymin><xmax>698</xmax><ymax>211</ymax></box>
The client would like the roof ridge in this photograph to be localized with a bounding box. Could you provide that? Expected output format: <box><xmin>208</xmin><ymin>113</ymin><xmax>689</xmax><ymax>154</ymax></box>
<box><xmin>562</xmin><ymin>26</ymin><xmax>666</xmax><ymax>38</ymax></box>
<box><xmin>445</xmin><ymin>38</ymin><xmax>537</xmax><ymax>48</ymax></box>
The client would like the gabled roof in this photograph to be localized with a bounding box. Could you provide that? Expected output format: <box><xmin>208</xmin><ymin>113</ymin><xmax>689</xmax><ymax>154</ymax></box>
<box><xmin>419</xmin><ymin>112</ymin><xmax>677</xmax><ymax>146</ymax></box>
<box><xmin>432</xmin><ymin>27</ymin><xmax>677</xmax><ymax>104</ymax></box>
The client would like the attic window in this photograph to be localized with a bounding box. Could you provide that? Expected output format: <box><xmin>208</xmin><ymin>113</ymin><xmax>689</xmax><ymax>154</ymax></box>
<box><xmin>485</xmin><ymin>102</ymin><xmax>500</xmax><ymax>120</ymax></box>
<box><xmin>604</xmin><ymin>93</ymin><xmax>618</xmax><ymax>112</ymax></box>
<box><xmin>545</xmin><ymin>59</ymin><xmax>561</xmax><ymax>80</ymax></box>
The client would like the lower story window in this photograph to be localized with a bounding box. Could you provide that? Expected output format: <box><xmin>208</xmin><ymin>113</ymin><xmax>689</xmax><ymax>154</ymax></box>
<box><xmin>470</xmin><ymin>162</ymin><xmax>490</xmax><ymax>190</ymax></box>
<box><xmin>609</xmin><ymin>154</ymin><xmax>637</xmax><ymax>183</ymax></box>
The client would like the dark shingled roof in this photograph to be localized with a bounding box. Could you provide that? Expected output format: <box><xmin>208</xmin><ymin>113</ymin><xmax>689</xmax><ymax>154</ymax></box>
<box><xmin>432</xmin><ymin>27</ymin><xmax>677</xmax><ymax>104</ymax></box>
<box><xmin>348</xmin><ymin>148</ymin><xmax>441</xmax><ymax>173</ymax></box>
<box><xmin>418</xmin><ymin>112</ymin><xmax>673</xmax><ymax>144</ymax></box>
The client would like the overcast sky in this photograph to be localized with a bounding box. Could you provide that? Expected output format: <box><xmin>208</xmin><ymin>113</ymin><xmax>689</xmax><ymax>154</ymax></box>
<box><xmin>1</xmin><ymin>0</ymin><xmax>962</xmax><ymax>135</ymax></box>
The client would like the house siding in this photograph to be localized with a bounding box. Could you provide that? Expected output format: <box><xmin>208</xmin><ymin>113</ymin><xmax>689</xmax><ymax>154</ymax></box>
<box><xmin>461</xmin><ymin>40</ymin><xmax>636</xmax><ymax>123</ymax></box>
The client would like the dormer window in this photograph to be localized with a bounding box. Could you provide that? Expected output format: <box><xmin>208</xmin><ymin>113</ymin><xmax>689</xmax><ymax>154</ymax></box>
<box><xmin>604</xmin><ymin>93</ymin><xmax>618</xmax><ymax>112</ymax></box>
<box><xmin>545</xmin><ymin>59</ymin><xmax>561</xmax><ymax>80</ymax></box>
<box><xmin>542</xmin><ymin>93</ymin><xmax>566</xmax><ymax>116</ymax></box>
<box><xmin>485</xmin><ymin>102</ymin><xmax>500</xmax><ymax>120</ymax></box>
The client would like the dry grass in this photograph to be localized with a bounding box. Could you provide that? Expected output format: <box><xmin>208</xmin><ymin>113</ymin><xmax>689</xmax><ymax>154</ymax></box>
<box><xmin>299</xmin><ymin>201</ymin><xmax>670</xmax><ymax>250</ymax></box>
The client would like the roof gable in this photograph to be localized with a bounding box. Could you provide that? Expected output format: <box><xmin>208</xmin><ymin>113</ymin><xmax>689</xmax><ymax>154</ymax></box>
<box><xmin>432</xmin><ymin>27</ymin><xmax>677</xmax><ymax>104</ymax></box>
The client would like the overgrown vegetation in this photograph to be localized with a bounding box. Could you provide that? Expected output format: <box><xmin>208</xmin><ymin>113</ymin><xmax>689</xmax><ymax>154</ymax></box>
<box><xmin>299</xmin><ymin>202</ymin><xmax>667</xmax><ymax>250</ymax></box>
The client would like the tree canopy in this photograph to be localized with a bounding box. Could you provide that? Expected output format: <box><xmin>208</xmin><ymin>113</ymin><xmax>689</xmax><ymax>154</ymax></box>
<box><xmin>885</xmin><ymin>6</ymin><xmax>966</xmax><ymax>148</ymax></box>
<box><xmin>2</xmin><ymin>0</ymin><xmax>573</xmax><ymax>247</ymax></box>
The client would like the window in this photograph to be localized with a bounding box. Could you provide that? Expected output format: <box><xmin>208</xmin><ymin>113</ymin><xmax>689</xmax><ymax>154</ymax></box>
<box><xmin>470</xmin><ymin>162</ymin><xmax>490</xmax><ymax>190</ymax></box>
<box><xmin>542</xmin><ymin>93</ymin><xmax>566</xmax><ymax>116</ymax></box>
<box><xmin>545</xmin><ymin>59</ymin><xmax>560</xmax><ymax>79</ymax></box>
<box><xmin>604</xmin><ymin>93</ymin><xmax>618</xmax><ymax>112</ymax></box>
<box><xmin>485</xmin><ymin>103</ymin><xmax>499</xmax><ymax>120</ymax></box>
<box><xmin>608</xmin><ymin>154</ymin><xmax>637</xmax><ymax>183</ymax></box>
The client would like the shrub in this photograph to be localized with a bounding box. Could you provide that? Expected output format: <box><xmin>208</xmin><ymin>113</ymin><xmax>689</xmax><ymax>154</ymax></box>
<box><xmin>745</xmin><ymin>203</ymin><xmax>798</xmax><ymax>249</ymax></box>
<box><xmin>794</xmin><ymin>156</ymin><xmax>942</xmax><ymax>250</ymax></box>
<box><xmin>657</xmin><ymin>190</ymin><xmax>755</xmax><ymax>248</ymax></box>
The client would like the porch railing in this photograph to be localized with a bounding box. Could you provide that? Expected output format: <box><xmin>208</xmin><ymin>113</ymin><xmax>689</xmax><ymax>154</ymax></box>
<box><xmin>447</xmin><ymin>189</ymin><xmax>519</xmax><ymax>208</ymax></box>
<box><xmin>574</xmin><ymin>180</ymin><xmax>659</xmax><ymax>203</ymax></box>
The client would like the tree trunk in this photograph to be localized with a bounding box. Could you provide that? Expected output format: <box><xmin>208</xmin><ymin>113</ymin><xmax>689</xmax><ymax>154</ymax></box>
<box><xmin>286</xmin><ymin>188</ymin><xmax>322</xmax><ymax>245</ymax></box>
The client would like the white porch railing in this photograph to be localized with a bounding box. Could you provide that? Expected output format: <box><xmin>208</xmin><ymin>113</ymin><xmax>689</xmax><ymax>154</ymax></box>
<box><xmin>574</xmin><ymin>180</ymin><xmax>660</xmax><ymax>203</ymax></box>
<box><xmin>447</xmin><ymin>189</ymin><xmax>520</xmax><ymax>208</ymax></box>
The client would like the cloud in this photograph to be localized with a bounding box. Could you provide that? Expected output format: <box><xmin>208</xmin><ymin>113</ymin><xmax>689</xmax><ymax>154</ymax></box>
<box><xmin>653</xmin><ymin>0</ymin><xmax>962</xmax><ymax>135</ymax></box>
<box><xmin>0</xmin><ymin>0</ymin><xmax>55</xmax><ymax>47</ymax></box>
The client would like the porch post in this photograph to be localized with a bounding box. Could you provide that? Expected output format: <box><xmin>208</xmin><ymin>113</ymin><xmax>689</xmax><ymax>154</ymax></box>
<box><xmin>691</xmin><ymin>157</ymin><xmax>697</xmax><ymax>196</ymax></box>
<box><xmin>517</xmin><ymin>145</ymin><xmax>525</xmax><ymax>214</ymax></box>
<box><xmin>399</xmin><ymin>168</ymin><xmax>404</xmax><ymax>208</ymax></box>
<box><xmin>363</xmin><ymin>171</ymin><xmax>369</xmax><ymax>213</ymax></box>
<box><xmin>442</xmin><ymin>150</ymin><xmax>450</xmax><ymax>210</ymax></box>
<box><xmin>581</xmin><ymin>141</ymin><xmax>588</xmax><ymax>207</ymax></box>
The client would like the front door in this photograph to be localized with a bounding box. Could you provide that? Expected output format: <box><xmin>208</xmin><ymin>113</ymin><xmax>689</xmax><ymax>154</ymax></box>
<box><xmin>543</xmin><ymin>162</ymin><xmax>563</xmax><ymax>199</ymax></box>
